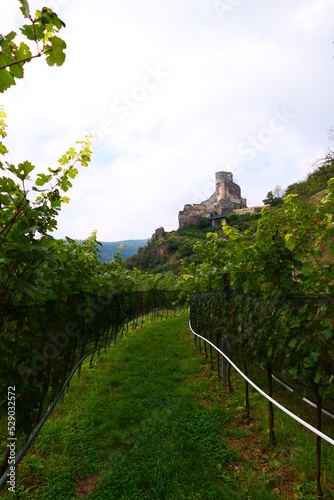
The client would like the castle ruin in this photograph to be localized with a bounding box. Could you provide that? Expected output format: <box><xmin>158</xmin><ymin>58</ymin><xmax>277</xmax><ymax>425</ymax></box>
<box><xmin>178</xmin><ymin>171</ymin><xmax>247</xmax><ymax>228</ymax></box>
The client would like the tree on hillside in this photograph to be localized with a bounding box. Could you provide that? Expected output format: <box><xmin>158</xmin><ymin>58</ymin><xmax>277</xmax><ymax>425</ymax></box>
<box><xmin>262</xmin><ymin>185</ymin><xmax>284</xmax><ymax>206</ymax></box>
<box><xmin>286</xmin><ymin>156</ymin><xmax>334</xmax><ymax>199</ymax></box>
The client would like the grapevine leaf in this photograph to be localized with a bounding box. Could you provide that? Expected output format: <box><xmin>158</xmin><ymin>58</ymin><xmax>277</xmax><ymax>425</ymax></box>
<box><xmin>327</xmin><ymin>177</ymin><xmax>334</xmax><ymax>189</ymax></box>
<box><xmin>284</xmin><ymin>233</ymin><xmax>295</xmax><ymax>251</ymax></box>
<box><xmin>319</xmin><ymin>385</ymin><xmax>332</xmax><ymax>398</ymax></box>
<box><xmin>321</xmin><ymin>328</ymin><xmax>332</xmax><ymax>341</ymax></box>
<box><xmin>289</xmin><ymin>367</ymin><xmax>298</xmax><ymax>379</ymax></box>
<box><xmin>18</xmin><ymin>0</ymin><xmax>30</xmax><ymax>18</ymax></box>
<box><xmin>7</xmin><ymin>161</ymin><xmax>34</xmax><ymax>181</ymax></box>
<box><xmin>320</xmin><ymin>317</ymin><xmax>331</xmax><ymax>328</ymax></box>
<box><xmin>20</xmin><ymin>24</ymin><xmax>34</xmax><ymax>40</ymax></box>
<box><xmin>20</xmin><ymin>23</ymin><xmax>44</xmax><ymax>41</ymax></box>
<box><xmin>17</xmin><ymin>160</ymin><xmax>35</xmax><ymax>180</ymax></box>
<box><xmin>10</xmin><ymin>43</ymin><xmax>32</xmax><ymax>78</ymax></box>
<box><xmin>0</xmin><ymin>68</ymin><xmax>15</xmax><ymax>93</ymax></box>
<box><xmin>9</xmin><ymin>62</ymin><xmax>23</xmax><ymax>79</ymax></box>
<box><xmin>45</xmin><ymin>36</ymin><xmax>66</xmax><ymax>67</ymax></box>
<box><xmin>301</xmin><ymin>216</ymin><xmax>311</xmax><ymax>229</ymax></box>
<box><xmin>41</xmin><ymin>8</ymin><xmax>66</xmax><ymax>29</ymax></box>
<box><xmin>35</xmin><ymin>173</ymin><xmax>52</xmax><ymax>186</ymax></box>
<box><xmin>304</xmin><ymin>352</ymin><xmax>319</xmax><ymax>368</ymax></box>
<box><xmin>0</xmin><ymin>177</ymin><xmax>17</xmax><ymax>193</ymax></box>
<box><xmin>23</xmin><ymin>284</ymin><xmax>39</xmax><ymax>299</ymax></box>
<box><xmin>288</xmin><ymin>338</ymin><xmax>297</xmax><ymax>349</ymax></box>
<box><xmin>16</xmin><ymin>40</ymin><xmax>32</xmax><ymax>60</ymax></box>
<box><xmin>314</xmin><ymin>367</ymin><xmax>323</xmax><ymax>384</ymax></box>
<box><xmin>68</xmin><ymin>167</ymin><xmax>78</xmax><ymax>179</ymax></box>
<box><xmin>60</xmin><ymin>175</ymin><xmax>72</xmax><ymax>191</ymax></box>
<box><xmin>1</xmin><ymin>31</ymin><xmax>16</xmax><ymax>43</ymax></box>
<box><xmin>57</xmin><ymin>250</ymin><xmax>68</xmax><ymax>262</ymax></box>
<box><xmin>0</xmin><ymin>50</ymin><xmax>14</xmax><ymax>68</ymax></box>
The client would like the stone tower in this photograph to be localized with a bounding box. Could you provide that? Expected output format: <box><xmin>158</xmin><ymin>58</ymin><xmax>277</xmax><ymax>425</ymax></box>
<box><xmin>178</xmin><ymin>171</ymin><xmax>246</xmax><ymax>228</ymax></box>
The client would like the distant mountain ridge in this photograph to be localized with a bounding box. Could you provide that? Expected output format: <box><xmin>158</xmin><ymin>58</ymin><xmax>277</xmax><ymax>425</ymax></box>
<box><xmin>99</xmin><ymin>239</ymin><xmax>148</xmax><ymax>263</ymax></box>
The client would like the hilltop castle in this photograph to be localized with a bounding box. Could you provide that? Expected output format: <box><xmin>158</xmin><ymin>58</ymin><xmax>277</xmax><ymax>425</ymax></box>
<box><xmin>178</xmin><ymin>171</ymin><xmax>247</xmax><ymax>228</ymax></box>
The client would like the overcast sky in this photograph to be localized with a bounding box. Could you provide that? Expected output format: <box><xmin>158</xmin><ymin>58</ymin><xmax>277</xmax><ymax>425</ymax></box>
<box><xmin>1</xmin><ymin>0</ymin><xmax>334</xmax><ymax>241</ymax></box>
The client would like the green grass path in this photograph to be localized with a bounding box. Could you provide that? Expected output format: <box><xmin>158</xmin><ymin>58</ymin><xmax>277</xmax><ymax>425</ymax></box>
<box><xmin>7</xmin><ymin>313</ymin><xmax>245</xmax><ymax>499</ymax></box>
<box><xmin>4</xmin><ymin>313</ymin><xmax>333</xmax><ymax>499</ymax></box>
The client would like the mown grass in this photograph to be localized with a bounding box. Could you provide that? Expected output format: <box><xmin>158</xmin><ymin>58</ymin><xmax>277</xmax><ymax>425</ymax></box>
<box><xmin>1</xmin><ymin>312</ymin><xmax>334</xmax><ymax>499</ymax></box>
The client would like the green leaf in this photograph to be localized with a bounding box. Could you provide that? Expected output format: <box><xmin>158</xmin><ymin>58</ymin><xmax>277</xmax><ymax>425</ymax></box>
<box><xmin>321</xmin><ymin>328</ymin><xmax>332</xmax><ymax>341</ymax></box>
<box><xmin>0</xmin><ymin>176</ymin><xmax>17</xmax><ymax>193</ymax></box>
<box><xmin>288</xmin><ymin>338</ymin><xmax>297</xmax><ymax>349</ymax></box>
<box><xmin>301</xmin><ymin>216</ymin><xmax>311</xmax><ymax>229</ymax></box>
<box><xmin>289</xmin><ymin>367</ymin><xmax>298</xmax><ymax>379</ymax></box>
<box><xmin>1</xmin><ymin>31</ymin><xmax>16</xmax><ymax>43</ymax></box>
<box><xmin>60</xmin><ymin>175</ymin><xmax>72</xmax><ymax>191</ymax></box>
<box><xmin>0</xmin><ymin>68</ymin><xmax>15</xmax><ymax>93</ymax></box>
<box><xmin>21</xmin><ymin>23</ymin><xmax>44</xmax><ymax>41</ymax></box>
<box><xmin>0</xmin><ymin>142</ymin><xmax>8</xmax><ymax>155</ymax></box>
<box><xmin>284</xmin><ymin>233</ymin><xmax>295</xmax><ymax>251</ymax></box>
<box><xmin>319</xmin><ymin>385</ymin><xmax>332</xmax><ymax>397</ymax></box>
<box><xmin>314</xmin><ymin>367</ymin><xmax>323</xmax><ymax>384</ymax></box>
<box><xmin>40</xmin><ymin>8</ymin><xmax>66</xmax><ymax>30</ymax></box>
<box><xmin>35</xmin><ymin>173</ymin><xmax>52</xmax><ymax>186</ymax></box>
<box><xmin>57</xmin><ymin>250</ymin><xmax>68</xmax><ymax>262</ymax></box>
<box><xmin>304</xmin><ymin>352</ymin><xmax>319</xmax><ymax>368</ymax></box>
<box><xmin>320</xmin><ymin>317</ymin><xmax>331</xmax><ymax>328</ymax></box>
<box><xmin>23</xmin><ymin>284</ymin><xmax>40</xmax><ymax>299</ymax></box>
<box><xmin>20</xmin><ymin>24</ymin><xmax>34</xmax><ymax>41</ymax></box>
<box><xmin>314</xmin><ymin>249</ymin><xmax>324</xmax><ymax>259</ymax></box>
<box><xmin>8</xmin><ymin>161</ymin><xmax>35</xmax><ymax>181</ymax></box>
<box><xmin>327</xmin><ymin>177</ymin><xmax>334</xmax><ymax>189</ymax></box>
<box><xmin>284</xmin><ymin>193</ymin><xmax>299</xmax><ymax>204</ymax></box>
<box><xmin>15</xmin><ymin>41</ymin><xmax>32</xmax><ymax>64</ymax></box>
<box><xmin>9</xmin><ymin>62</ymin><xmax>24</xmax><ymax>79</ymax></box>
<box><xmin>0</xmin><ymin>50</ymin><xmax>14</xmax><ymax>69</ymax></box>
<box><xmin>19</xmin><ymin>0</ymin><xmax>30</xmax><ymax>18</ymax></box>
<box><xmin>68</xmin><ymin>167</ymin><xmax>78</xmax><ymax>179</ymax></box>
<box><xmin>16</xmin><ymin>160</ymin><xmax>35</xmax><ymax>180</ymax></box>
<box><xmin>48</xmin><ymin>166</ymin><xmax>62</xmax><ymax>175</ymax></box>
<box><xmin>45</xmin><ymin>36</ymin><xmax>66</xmax><ymax>67</ymax></box>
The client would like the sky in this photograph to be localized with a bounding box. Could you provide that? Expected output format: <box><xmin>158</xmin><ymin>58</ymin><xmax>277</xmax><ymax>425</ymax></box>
<box><xmin>1</xmin><ymin>0</ymin><xmax>334</xmax><ymax>242</ymax></box>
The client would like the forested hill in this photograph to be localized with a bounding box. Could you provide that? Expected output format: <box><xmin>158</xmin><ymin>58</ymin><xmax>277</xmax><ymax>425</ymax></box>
<box><xmin>99</xmin><ymin>239</ymin><xmax>148</xmax><ymax>262</ymax></box>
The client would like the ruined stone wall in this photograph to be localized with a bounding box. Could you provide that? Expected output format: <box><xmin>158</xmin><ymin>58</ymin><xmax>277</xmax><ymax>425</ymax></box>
<box><xmin>215</xmin><ymin>171</ymin><xmax>233</xmax><ymax>185</ymax></box>
<box><xmin>178</xmin><ymin>171</ymin><xmax>247</xmax><ymax>228</ymax></box>
<box><xmin>178</xmin><ymin>204</ymin><xmax>209</xmax><ymax>229</ymax></box>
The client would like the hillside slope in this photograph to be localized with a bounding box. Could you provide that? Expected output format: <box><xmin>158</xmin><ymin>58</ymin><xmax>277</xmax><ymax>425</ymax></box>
<box><xmin>124</xmin><ymin>213</ymin><xmax>261</xmax><ymax>274</ymax></box>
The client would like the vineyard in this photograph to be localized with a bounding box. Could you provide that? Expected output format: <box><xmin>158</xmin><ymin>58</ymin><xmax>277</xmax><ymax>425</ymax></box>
<box><xmin>182</xmin><ymin>177</ymin><xmax>334</xmax><ymax>497</ymax></box>
<box><xmin>0</xmin><ymin>0</ymin><xmax>183</xmax><ymax>489</ymax></box>
<box><xmin>0</xmin><ymin>291</ymin><xmax>181</xmax><ymax>478</ymax></box>
<box><xmin>1</xmin><ymin>2</ymin><xmax>334</xmax><ymax>499</ymax></box>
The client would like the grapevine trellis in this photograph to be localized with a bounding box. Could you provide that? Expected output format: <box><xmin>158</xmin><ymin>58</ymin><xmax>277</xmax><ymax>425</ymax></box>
<box><xmin>0</xmin><ymin>289</ymin><xmax>181</xmax><ymax>478</ymax></box>
<box><xmin>190</xmin><ymin>290</ymin><xmax>334</xmax><ymax>496</ymax></box>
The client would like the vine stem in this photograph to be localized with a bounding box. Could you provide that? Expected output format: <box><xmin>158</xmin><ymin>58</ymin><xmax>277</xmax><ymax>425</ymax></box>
<box><xmin>0</xmin><ymin>50</ymin><xmax>52</xmax><ymax>71</ymax></box>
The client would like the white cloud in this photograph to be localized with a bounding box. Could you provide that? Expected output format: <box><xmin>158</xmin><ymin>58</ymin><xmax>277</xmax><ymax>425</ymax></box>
<box><xmin>1</xmin><ymin>0</ymin><xmax>334</xmax><ymax>241</ymax></box>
